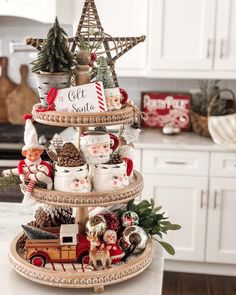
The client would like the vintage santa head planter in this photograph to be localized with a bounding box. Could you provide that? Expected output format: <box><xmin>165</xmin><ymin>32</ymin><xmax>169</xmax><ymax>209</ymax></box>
<box><xmin>80</xmin><ymin>131</ymin><xmax>119</xmax><ymax>164</ymax></box>
<box><xmin>18</xmin><ymin>115</ymin><xmax>53</xmax><ymax>206</ymax></box>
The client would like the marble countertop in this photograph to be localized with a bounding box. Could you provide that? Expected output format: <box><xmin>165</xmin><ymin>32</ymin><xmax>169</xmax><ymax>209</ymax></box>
<box><xmin>0</xmin><ymin>202</ymin><xmax>164</xmax><ymax>295</ymax></box>
<box><xmin>135</xmin><ymin>129</ymin><xmax>236</xmax><ymax>152</ymax></box>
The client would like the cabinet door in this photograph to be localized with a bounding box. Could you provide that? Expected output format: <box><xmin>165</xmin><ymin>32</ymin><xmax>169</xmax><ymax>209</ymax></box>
<box><xmin>0</xmin><ymin>0</ymin><xmax>72</xmax><ymax>24</ymax></box>
<box><xmin>214</xmin><ymin>0</ymin><xmax>236</xmax><ymax>70</ymax></box>
<box><xmin>143</xmin><ymin>174</ymin><xmax>208</xmax><ymax>261</ymax></box>
<box><xmin>149</xmin><ymin>0</ymin><xmax>216</xmax><ymax>70</ymax></box>
<box><xmin>206</xmin><ymin>178</ymin><xmax>236</xmax><ymax>264</ymax></box>
<box><xmin>74</xmin><ymin>0</ymin><xmax>147</xmax><ymax>75</ymax></box>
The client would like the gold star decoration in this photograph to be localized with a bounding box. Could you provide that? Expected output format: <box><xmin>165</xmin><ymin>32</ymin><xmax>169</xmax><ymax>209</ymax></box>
<box><xmin>26</xmin><ymin>0</ymin><xmax>145</xmax><ymax>86</ymax></box>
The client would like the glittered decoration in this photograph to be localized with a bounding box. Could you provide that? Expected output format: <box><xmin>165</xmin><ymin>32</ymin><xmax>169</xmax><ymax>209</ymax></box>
<box><xmin>102</xmin><ymin>212</ymin><xmax>121</xmax><ymax>231</ymax></box>
<box><xmin>22</xmin><ymin>224</ymin><xmax>58</xmax><ymax>240</ymax></box>
<box><xmin>122</xmin><ymin>225</ymin><xmax>148</xmax><ymax>254</ymax></box>
<box><xmin>122</xmin><ymin>211</ymin><xmax>139</xmax><ymax>227</ymax></box>
<box><xmin>118</xmin><ymin>145</ymin><xmax>135</xmax><ymax>161</ymax></box>
<box><xmin>122</xmin><ymin>124</ymin><xmax>141</xmax><ymax>145</ymax></box>
<box><xmin>86</xmin><ymin>215</ymin><xmax>107</xmax><ymax>236</ymax></box>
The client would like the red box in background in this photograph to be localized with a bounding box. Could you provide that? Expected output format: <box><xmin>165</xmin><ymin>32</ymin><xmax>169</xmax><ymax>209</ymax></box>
<box><xmin>141</xmin><ymin>92</ymin><xmax>191</xmax><ymax>130</ymax></box>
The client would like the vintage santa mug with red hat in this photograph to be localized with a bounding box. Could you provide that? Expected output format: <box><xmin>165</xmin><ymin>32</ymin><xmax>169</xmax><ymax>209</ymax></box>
<box><xmin>80</xmin><ymin>131</ymin><xmax>119</xmax><ymax>164</ymax></box>
<box><xmin>104</xmin><ymin>87</ymin><xmax>128</xmax><ymax>111</ymax></box>
<box><xmin>93</xmin><ymin>157</ymin><xmax>133</xmax><ymax>191</ymax></box>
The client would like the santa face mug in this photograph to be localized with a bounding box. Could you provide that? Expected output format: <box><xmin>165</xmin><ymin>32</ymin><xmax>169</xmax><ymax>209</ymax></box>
<box><xmin>104</xmin><ymin>87</ymin><xmax>128</xmax><ymax>111</ymax></box>
<box><xmin>80</xmin><ymin>131</ymin><xmax>119</xmax><ymax>164</ymax></box>
<box><xmin>54</xmin><ymin>164</ymin><xmax>91</xmax><ymax>193</ymax></box>
<box><xmin>93</xmin><ymin>158</ymin><xmax>133</xmax><ymax>192</ymax></box>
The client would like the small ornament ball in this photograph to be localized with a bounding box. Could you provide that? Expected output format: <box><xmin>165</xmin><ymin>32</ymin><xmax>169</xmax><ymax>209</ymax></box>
<box><xmin>122</xmin><ymin>225</ymin><xmax>148</xmax><ymax>254</ymax></box>
<box><xmin>86</xmin><ymin>215</ymin><xmax>107</xmax><ymax>236</ymax></box>
<box><xmin>122</xmin><ymin>211</ymin><xmax>139</xmax><ymax>227</ymax></box>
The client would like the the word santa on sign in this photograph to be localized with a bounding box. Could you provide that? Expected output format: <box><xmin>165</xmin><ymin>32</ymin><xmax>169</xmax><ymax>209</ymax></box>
<box><xmin>141</xmin><ymin>92</ymin><xmax>191</xmax><ymax>130</ymax></box>
<box><xmin>54</xmin><ymin>82</ymin><xmax>108</xmax><ymax>113</ymax></box>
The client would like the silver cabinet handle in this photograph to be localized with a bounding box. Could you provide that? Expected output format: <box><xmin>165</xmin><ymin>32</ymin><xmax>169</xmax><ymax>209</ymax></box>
<box><xmin>164</xmin><ymin>161</ymin><xmax>187</xmax><ymax>165</ymax></box>
<box><xmin>200</xmin><ymin>190</ymin><xmax>205</xmax><ymax>208</ymax></box>
<box><xmin>213</xmin><ymin>190</ymin><xmax>218</xmax><ymax>209</ymax></box>
<box><xmin>207</xmin><ymin>38</ymin><xmax>212</xmax><ymax>58</ymax></box>
<box><xmin>220</xmin><ymin>39</ymin><xmax>225</xmax><ymax>58</ymax></box>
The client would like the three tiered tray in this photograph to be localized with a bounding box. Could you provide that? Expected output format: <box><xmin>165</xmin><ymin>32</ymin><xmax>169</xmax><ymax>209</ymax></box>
<box><xmin>8</xmin><ymin>108</ymin><xmax>154</xmax><ymax>293</ymax></box>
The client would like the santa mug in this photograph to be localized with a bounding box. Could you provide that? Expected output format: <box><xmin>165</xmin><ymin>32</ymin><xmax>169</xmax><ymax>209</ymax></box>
<box><xmin>80</xmin><ymin>131</ymin><xmax>119</xmax><ymax>164</ymax></box>
<box><xmin>104</xmin><ymin>87</ymin><xmax>128</xmax><ymax>111</ymax></box>
<box><xmin>93</xmin><ymin>158</ymin><xmax>133</xmax><ymax>192</ymax></box>
<box><xmin>54</xmin><ymin>164</ymin><xmax>91</xmax><ymax>193</ymax></box>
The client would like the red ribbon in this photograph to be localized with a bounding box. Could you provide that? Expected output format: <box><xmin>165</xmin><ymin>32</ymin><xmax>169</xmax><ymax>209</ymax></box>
<box><xmin>36</xmin><ymin>87</ymin><xmax>58</xmax><ymax>113</ymax></box>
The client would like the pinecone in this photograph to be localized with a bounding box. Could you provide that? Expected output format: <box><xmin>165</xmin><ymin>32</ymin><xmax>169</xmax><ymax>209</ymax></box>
<box><xmin>18</xmin><ymin>206</ymin><xmax>75</xmax><ymax>249</ymax></box>
<box><xmin>35</xmin><ymin>205</ymin><xmax>75</xmax><ymax>227</ymax></box>
<box><xmin>58</xmin><ymin>142</ymin><xmax>85</xmax><ymax>167</ymax></box>
<box><xmin>109</xmin><ymin>152</ymin><xmax>123</xmax><ymax>164</ymax></box>
<box><xmin>102</xmin><ymin>212</ymin><xmax>121</xmax><ymax>231</ymax></box>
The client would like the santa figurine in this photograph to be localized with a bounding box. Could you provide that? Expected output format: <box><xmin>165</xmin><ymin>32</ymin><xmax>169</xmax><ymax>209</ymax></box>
<box><xmin>103</xmin><ymin>230</ymin><xmax>125</xmax><ymax>264</ymax></box>
<box><xmin>17</xmin><ymin>115</ymin><xmax>53</xmax><ymax>205</ymax></box>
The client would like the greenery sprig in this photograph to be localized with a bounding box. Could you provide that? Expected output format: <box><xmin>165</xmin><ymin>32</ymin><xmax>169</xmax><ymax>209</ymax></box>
<box><xmin>118</xmin><ymin>199</ymin><xmax>181</xmax><ymax>255</ymax></box>
<box><xmin>0</xmin><ymin>175</ymin><xmax>21</xmax><ymax>192</ymax></box>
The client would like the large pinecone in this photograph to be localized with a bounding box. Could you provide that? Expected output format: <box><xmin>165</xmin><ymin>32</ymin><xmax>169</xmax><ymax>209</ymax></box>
<box><xmin>108</xmin><ymin>152</ymin><xmax>123</xmax><ymax>164</ymax></box>
<box><xmin>58</xmin><ymin>142</ymin><xmax>85</xmax><ymax>167</ymax></box>
<box><xmin>18</xmin><ymin>205</ymin><xmax>75</xmax><ymax>249</ymax></box>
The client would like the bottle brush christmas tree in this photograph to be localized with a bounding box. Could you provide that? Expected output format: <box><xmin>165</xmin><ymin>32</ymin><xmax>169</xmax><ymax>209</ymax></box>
<box><xmin>31</xmin><ymin>17</ymin><xmax>75</xmax><ymax>73</ymax></box>
<box><xmin>96</xmin><ymin>56</ymin><xmax>115</xmax><ymax>89</ymax></box>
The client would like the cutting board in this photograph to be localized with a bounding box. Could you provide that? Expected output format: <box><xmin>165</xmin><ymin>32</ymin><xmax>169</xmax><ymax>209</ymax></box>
<box><xmin>6</xmin><ymin>65</ymin><xmax>38</xmax><ymax>125</ymax></box>
<box><xmin>0</xmin><ymin>57</ymin><xmax>17</xmax><ymax>122</ymax></box>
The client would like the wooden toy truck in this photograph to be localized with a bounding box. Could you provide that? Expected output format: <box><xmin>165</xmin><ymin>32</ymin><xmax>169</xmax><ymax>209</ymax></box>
<box><xmin>24</xmin><ymin>224</ymin><xmax>90</xmax><ymax>267</ymax></box>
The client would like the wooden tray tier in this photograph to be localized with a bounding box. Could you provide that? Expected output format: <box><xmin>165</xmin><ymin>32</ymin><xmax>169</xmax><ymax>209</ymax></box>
<box><xmin>32</xmin><ymin>104</ymin><xmax>134</xmax><ymax>127</ymax></box>
<box><xmin>27</xmin><ymin>171</ymin><xmax>143</xmax><ymax>207</ymax></box>
<box><xmin>9</xmin><ymin>235</ymin><xmax>154</xmax><ymax>292</ymax></box>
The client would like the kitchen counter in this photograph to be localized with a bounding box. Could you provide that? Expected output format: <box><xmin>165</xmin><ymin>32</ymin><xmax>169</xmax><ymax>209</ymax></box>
<box><xmin>135</xmin><ymin>129</ymin><xmax>236</xmax><ymax>152</ymax></box>
<box><xmin>0</xmin><ymin>203</ymin><xmax>164</xmax><ymax>295</ymax></box>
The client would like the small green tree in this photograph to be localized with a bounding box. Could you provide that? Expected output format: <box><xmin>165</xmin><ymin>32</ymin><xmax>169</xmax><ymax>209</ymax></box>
<box><xmin>32</xmin><ymin>17</ymin><xmax>74</xmax><ymax>73</ymax></box>
<box><xmin>96</xmin><ymin>56</ymin><xmax>115</xmax><ymax>88</ymax></box>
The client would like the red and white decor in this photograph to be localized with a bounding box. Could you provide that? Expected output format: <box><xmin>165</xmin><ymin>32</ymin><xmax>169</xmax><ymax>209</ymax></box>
<box><xmin>141</xmin><ymin>92</ymin><xmax>191</xmax><ymax>130</ymax></box>
<box><xmin>54</xmin><ymin>81</ymin><xmax>108</xmax><ymax>113</ymax></box>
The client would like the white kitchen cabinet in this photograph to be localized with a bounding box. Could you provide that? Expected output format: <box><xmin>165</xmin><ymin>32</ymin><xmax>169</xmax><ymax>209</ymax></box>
<box><xmin>0</xmin><ymin>0</ymin><xmax>72</xmax><ymax>24</ymax></box>
<box><xmin>96</xmin><ymin>0</ymin><xmax>147</xmax><ymax>75</ymax></box>
<box><xmin>148</xmin><ymin>0</ymin><xmax>216</xmax><ymax>71</ymax></box>
<box><xmin>214</xmin><ymin>0</ymin><xmax>236</xmax><ymax>70</ymax></box>
<box><xmin>143</xmin><ymin>174</ymin><xmax>208</xmax><ymax>262</ymax></box>
<box><xmin>73</xmin><ymin>0</ymin><xmax>147</xmax><ymax>76</ymax></box>
<box><xmin>206</xmin><ymin>178</ymin><xmax>236</xmax><ymax>264</ymax></box>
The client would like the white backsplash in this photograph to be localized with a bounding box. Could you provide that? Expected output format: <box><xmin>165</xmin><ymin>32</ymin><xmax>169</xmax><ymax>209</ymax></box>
<box><xmin>118</xmin><ymin>78</ymin><xmax>236</xmax><ymax>107</ymax></box>
<box><xmin>0</xmin><ymin>16</ymin><xmax>236</xmax><ymax>106</ymax></box>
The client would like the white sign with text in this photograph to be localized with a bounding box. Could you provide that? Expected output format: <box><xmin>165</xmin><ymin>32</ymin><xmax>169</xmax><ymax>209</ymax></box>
<box><xmin>54</xmin><ymin>81</ymin><xmax>108</xmax><ymax>113</ymax></box>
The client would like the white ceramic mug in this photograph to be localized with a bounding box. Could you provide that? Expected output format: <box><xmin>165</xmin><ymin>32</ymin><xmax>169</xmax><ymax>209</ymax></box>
<box><xmin>93</xmin><ymin>158</ymin><xmax>133</xmax><ymax>192</ymax></box>
<box><xmin>104</xmin><ymin>87</ymin><xmax>128</xmax><ymax>111</ymax></box>
<box><xmin>54</xmin><ymin>164</ymin><xmax>91</xmax><ymax>193</ymax></box>
<box><xmin>80</xmin><ymin>131</ymin><xmax>119</xmax><ymax>164</ymax></box>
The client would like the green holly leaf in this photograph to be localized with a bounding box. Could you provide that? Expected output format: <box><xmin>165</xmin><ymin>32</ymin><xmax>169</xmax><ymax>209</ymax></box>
<box><xmin>158</xmin><ymin>241</ymin><xmax>175</xmax><ymax>255</ymax></box>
